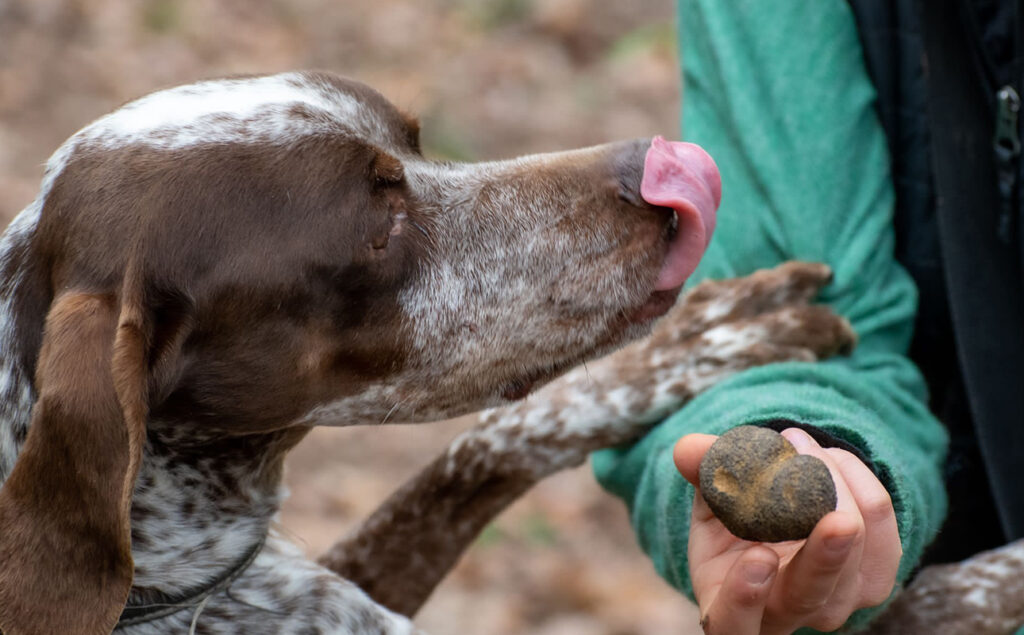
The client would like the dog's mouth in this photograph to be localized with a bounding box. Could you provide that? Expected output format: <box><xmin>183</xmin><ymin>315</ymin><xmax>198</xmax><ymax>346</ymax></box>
<box><xmin>499</xmin><ymin>359</ymin><xmax>578</xmax><ymax>401</ymax></box>
<box><xmin>643</xmin><ymin>136</ymin><xmax>721</xmax><ymax>293</ymax></box>
<box><xmin>501</xmin><ymin>138</ymin><xmax>721</xmax><ymax>401</ymax></box>
<box><xmin>620</xmin><ymin>138</ymin><xmax>721</xmax><ymax>326</ymax></box>
<box><xmin>629</xmin><ymin>286</ymin><xmax>683</xmax><ymax>324</ymax></box>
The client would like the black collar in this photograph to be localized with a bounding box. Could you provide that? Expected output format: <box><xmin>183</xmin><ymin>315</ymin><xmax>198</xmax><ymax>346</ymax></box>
<box><xmin>117</xmin><ymin>533</ymin><xmax>267</xmax><ymax>628</ymax></box>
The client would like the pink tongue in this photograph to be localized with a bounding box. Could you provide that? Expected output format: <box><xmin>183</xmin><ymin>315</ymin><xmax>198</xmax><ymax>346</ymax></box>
<box><xmin>641</xmin><ymin>136</ymin><xmax>722</xmax><ymax>291</ymax></box>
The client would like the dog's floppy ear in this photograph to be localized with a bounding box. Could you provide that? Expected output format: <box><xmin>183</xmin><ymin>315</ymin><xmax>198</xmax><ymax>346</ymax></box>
<box><xmin>0</xmin><ymin>288</ymin><xmax>154</xmax><ymax>635</ymax></box>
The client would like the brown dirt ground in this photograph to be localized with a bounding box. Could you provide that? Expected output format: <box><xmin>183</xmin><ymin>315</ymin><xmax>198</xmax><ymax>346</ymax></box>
<box><xmin>0</xmin><ymin>0</ymin><xmax>702</xmax><ymax>632</ymax></box>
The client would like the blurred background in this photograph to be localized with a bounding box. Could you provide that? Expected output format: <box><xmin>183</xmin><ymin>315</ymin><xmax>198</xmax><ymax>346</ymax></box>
<box><xmin>0</xmin><ymin>0</ymin><xmax>701</xmax><ymax>632</ymax></box>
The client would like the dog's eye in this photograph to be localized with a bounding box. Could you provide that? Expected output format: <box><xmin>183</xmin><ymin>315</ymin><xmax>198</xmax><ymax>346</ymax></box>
<box><xmin>375</xmin><ymin>173</ymin><xmax>403</xmax><ymax>188</ymax></box>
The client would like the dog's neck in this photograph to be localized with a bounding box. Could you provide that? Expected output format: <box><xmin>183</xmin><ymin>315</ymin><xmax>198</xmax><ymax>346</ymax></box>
<box><xmin>127</xmin><ymin>421</ymin><xmax>309</xmax><ymax>596</ymax></box>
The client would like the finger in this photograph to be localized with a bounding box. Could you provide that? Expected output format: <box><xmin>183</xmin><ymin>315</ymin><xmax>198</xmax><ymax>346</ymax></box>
<box><xmin>700</xmin><ymin>547</ymin><xmax>779</xmax><ymax>635</ymax></box>
<box><xmin>783</xmin><ymin>428</ymin><xmax>901</xmax><ymax>607</ymax></box>
<box><xmin>767</xmin><ymin>509</ymin><xmax>862</xmax><ymax>632</ymax></box>
<box><xmin>691</xmin><ymin>484</ymin><xmax>717</xmax><ymax>523</ymax></box>
<box><xmin>771</xmin><ymin>430</ymin><xmax>865</xmax><ymax>623</ymax></box>
<box><xmin>689</xmin><ymin>488</ymin><xmax>757</xmax><ymax>583</ymax></box>
<box><xmin>673</xmin><ymin>433</ymin><xmax>718</xmax><ymax>485</ymax></box>
<box><xmin>828</xmin><ymin>448</ymin><xmax>901</xmax><ymax>606</ymax></box>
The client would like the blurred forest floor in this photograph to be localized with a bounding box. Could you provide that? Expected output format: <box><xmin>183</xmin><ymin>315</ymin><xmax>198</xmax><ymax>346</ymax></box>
<box><xmin>0</xmin><ymin>0</ymin><xmax>701</xmax><ymax>632</ymax></box>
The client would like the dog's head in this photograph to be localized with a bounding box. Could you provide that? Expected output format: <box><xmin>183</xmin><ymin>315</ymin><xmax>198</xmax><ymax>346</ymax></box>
<box><xmin>0</xmin><ymin>71</ymin><xmax>719</xmax><ymax>633</ymax></box>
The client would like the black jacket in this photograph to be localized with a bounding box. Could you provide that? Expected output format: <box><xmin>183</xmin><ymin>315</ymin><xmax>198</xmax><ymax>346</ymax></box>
<box><xmin>847</xmin><ymin>0</ymin><xmax>1023</xmax><ymax>564</ymax></box>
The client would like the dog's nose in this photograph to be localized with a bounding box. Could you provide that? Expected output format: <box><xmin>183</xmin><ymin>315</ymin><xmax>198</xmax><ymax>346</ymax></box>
<box><xmin>612</xmin><ymin>138</ymin><xmax>655</xmax><ymax>209</ymax></box>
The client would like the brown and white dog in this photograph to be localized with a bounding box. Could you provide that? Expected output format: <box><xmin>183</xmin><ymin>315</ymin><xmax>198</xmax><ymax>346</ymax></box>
<box><xmin>0</xmin><ymin>71</ymin><xmax>861</xmax><ymax>635</ymax></box>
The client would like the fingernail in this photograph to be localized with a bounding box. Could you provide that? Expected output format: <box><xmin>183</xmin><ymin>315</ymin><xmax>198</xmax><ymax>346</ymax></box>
<box><xmin>784</xmin><ymin>428</ymin><xmax>812</xmax><ymax>451</ymax></box>
<box><xmin>744</xmin><ymin>561</ymin><xmax>774</xmax><ymax>585</ymax></box>
<box><xmin>825</xmin><ymin>534</ymin><xmax>855</xmax><ymax>553</ymax></box>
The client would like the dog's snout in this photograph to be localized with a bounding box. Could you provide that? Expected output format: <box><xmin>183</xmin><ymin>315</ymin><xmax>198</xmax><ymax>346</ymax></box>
<box><xmin>612</xmin><ymin>138</ymin><xmax>654</xmax><ymax>209</ymax></box>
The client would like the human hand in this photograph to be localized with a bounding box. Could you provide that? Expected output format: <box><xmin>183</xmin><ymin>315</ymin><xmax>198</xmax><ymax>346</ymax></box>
<box><xmin>674</xmin><ymin>428</ymin><xmax>901</xmax><ymax>634</ymax></box>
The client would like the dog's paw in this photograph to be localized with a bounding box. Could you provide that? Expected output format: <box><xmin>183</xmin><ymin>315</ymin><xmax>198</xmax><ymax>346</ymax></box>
<box><xmin>727</xmin><ymin>303</ymin><xmax>857</xmax><ymax>361</ymax></box>
<box><xmin>664</xmin><ymin>303</ymin><xmax>854</xmax><ymax>394</ymax></box>
<box><xmin>666</xmin><ymin>261</ymin><xmax>835</xmax><ymax>340</ymax></box>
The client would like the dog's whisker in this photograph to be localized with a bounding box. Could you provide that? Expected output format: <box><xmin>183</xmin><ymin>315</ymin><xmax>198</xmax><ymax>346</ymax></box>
<box><xmin>409</xmin><ymin>219</ymin><xmax>430</xmax><ymax>238</ymax></box>
<box><xmin>380</xmin><ymin>398</ymin><xmax>408</xmax><ymax>425</ymax></box>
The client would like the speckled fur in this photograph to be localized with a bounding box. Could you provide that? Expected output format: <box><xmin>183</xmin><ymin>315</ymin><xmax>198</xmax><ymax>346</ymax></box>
<box><xmin>868</xmin><ymin>538</ymin><xmax>1024</xmax><ymax>635</ymax></box>
<box><xmin>124</xmin><ymin>537</ymin><xmax>423</xmax><ymax>635</ymax></box>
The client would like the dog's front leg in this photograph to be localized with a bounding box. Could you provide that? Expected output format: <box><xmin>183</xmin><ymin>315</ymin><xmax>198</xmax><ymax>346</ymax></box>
<box><xmin>319</xmin><ymin>262</ymin><xmax>855</xmax><ymax>617</ymax></box>
<box><xmin>866</xmin><ymin>538</ymin><xmax>1024</xmax><ymax>635</ymax></box>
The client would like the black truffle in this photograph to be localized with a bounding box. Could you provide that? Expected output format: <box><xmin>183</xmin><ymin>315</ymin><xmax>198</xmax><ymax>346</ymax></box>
<box><xmin>698</xmin><ymin>425</ymin><xmax>837</xmax><ymax>542</ymax></box>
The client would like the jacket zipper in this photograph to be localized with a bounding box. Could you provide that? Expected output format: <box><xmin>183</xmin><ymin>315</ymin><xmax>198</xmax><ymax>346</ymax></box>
<box><xmin>958</xmin><ymin>0</ymin><xmax>1022</xmax><ymax>243</ymax></box>
<box><xmin>994</xmin><ymin>86</ymin><xmax>1021</xmax><ymax>243</ymax></box>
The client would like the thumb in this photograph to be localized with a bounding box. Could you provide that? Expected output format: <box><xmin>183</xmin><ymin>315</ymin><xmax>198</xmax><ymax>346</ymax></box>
<box><xmin>700</xmin><ymin>546</ymin><xmax>779</xmax><ymax>635</ymax></box>
<box><xmin>673</xmin><ymin>433</ymin><xmax>718</xmax><ymax>485</ymax></box>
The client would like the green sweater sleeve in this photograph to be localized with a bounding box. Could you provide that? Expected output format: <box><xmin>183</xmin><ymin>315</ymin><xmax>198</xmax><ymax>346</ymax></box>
<box><xmin>592</xmin><ymin>0</ymin><xmax>948</xmax><ymax>630</ymax></box>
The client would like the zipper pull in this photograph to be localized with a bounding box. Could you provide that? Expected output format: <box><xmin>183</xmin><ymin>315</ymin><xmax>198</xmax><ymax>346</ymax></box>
<box><xmin>994</xmin><ymin>85</ymin><xmax>1020</xmax><ymax>243</ymax></box>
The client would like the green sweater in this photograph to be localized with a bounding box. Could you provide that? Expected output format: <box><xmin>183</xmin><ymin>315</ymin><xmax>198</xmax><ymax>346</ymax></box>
<box><xmin>592</xmin><ymin>1</ymin><xmax>949</xmax><ymax>631</ymax></box>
